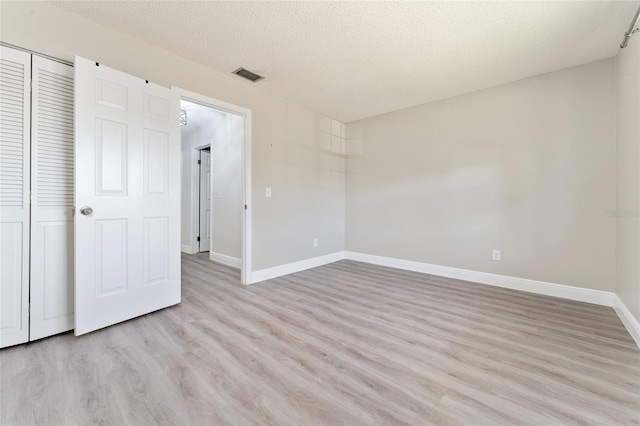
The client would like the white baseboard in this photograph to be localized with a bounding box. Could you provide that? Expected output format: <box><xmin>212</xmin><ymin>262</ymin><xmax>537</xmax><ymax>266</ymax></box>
<box><xmin>181</xmin><ymin>244</ymin><xmax>195</xmax><ymax>254</ymax></box>
<box><xmin>250</xmin><ymin>251</ymin><xmax>346</xmax><ymax>284</ymax></box>
<box><xmin>613</xmin><ymin>295</ymin><xmax>640</xmax><ymax>348</ymax></box>
<box><xmin>346</xmin><ymin>251</ymin><xmax>640</xmax><ymax>349</ymax></box>
<box><xmin>244</xmin><ymin>249</ymin><xmax>639</xmax><ymax>348</ymax></box>
<box><xmin>344</xmin><ymin>251</ymin><xmax>615</xmax><ymax>307</ymax></box>
<box><xmin>209</xmin><ymin>252</ymin><xmax>241</xmax><ymax>269</ymax></box>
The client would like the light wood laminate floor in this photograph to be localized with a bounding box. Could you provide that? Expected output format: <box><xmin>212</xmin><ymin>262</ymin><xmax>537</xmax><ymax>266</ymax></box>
<box><xmin>2</xmin><ymin>253</ymin><xmax>639</xmax><ymax>425</ymax></box>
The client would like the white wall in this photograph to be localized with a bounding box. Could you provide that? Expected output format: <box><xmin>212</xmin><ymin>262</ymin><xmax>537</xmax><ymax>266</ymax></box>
<box><xmin>0</xmin><ymin>1</ymin><xmax>345</xmax><ymax>271</ymax></box>
<box><xmin>180</xmin><ymin>124</ymin><xmax>198</xmax><ymax>252</ymax></box>
<box><xmin>210</xmin><ymin>113</ymin><xmax>243</xmax><ymax>260</ymax></box>
<box><xmin>615</xmin><ymin>38</ymin><xmax>640</xmax><ymax>321</ymax></box>
<box><xmin>346</xmin><ymin>59</ymin><xmax>616</xmax><ymax>291</ymax></box>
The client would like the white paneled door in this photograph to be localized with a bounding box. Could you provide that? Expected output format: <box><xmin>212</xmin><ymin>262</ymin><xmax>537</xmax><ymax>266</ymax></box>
<box><xmin>0</xmin><ymin>46</ymin><xmax>31</xmax><ymax>348</ymax></box>
<box><xmin>74</xmin><ymin>57</ymin><xmax>181</xmax><ymax>336</ymax></box>
<box><xmin>199</xmin><ymin>150</ymin><xmax>211</xmax><ymax>252</ymax></box>
<box><xmin>29</xmin><ymin>56</ymin><xmax>75</xmax><ymax>341</ymax></box>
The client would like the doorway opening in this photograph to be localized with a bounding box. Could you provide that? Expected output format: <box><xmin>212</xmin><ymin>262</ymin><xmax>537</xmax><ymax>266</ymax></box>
<box><xmin>176</xmin><ymin>89</ymin><xmax>252</xmax><ymax>284</ymax></box>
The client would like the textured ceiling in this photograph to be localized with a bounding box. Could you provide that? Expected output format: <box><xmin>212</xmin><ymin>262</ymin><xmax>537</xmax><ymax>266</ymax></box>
<box><xmin>53</xmin><ymin>1</ymin><xmax>638</xmax><ymax>122</ymax></box>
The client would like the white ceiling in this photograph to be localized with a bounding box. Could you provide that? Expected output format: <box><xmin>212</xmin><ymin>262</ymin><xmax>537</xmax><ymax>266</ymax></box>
<box><xmin>54</xmin><ymin>1</ymin><xmax>638</xmax><ymax>122</ymax></box>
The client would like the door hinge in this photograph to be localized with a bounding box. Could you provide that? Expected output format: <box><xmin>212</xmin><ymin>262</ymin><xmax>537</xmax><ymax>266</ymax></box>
<box><xmin>197</xmin><ymin>236</ymin><xmax>200</xmax><ymax>242</ymax></box>
<box><xmin>244</xmin><ymin>204</ymin><xmax>247</xmax><ymax>210</ymax></box>
<box><xmin>197</xmin><ymin>159</ymin><xmax>201</xmax><ymax>165</ymax></box>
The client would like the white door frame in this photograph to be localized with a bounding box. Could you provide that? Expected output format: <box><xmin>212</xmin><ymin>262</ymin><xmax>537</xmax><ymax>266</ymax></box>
<box><xmin>173</xmin><ymin>87</ymin><xmax>252</xmax><ymax>285</ymax></box>
<box><xmin>195</xmin><ymin>144</ymin><xmax>211</xmax><ymax>253</ymax></box>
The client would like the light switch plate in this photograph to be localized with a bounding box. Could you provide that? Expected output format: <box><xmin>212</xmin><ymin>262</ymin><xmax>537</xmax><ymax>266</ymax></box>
<box><xmin>266</xmin><ymin>187</ymin><xmax>272</xmax><ymax>198</ymax></box>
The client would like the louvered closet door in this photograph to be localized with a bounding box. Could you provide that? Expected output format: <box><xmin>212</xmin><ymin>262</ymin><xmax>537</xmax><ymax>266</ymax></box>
<box><xmin>29</xmin><ymin>56</ymin><xmax>75</xmax><ymax>341</ymax></box>
<box><xmin>0</xmin><ymin>46</ymin><xmax>31</xmax><ymax>348</ymax></box>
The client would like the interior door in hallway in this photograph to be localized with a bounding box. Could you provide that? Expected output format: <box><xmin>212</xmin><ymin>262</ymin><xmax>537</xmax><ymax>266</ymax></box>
<box><xmin>199</xmin><ymin>149</ymin><xmax>211</xmax><ymax>252</ymax></box>
<box><xmin>74</xmin><ymin>56</ymin><xmax>181</xmax><ymax>336</ymax></box>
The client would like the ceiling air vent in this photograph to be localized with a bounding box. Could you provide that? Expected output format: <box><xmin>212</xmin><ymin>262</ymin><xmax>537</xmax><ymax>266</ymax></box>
<box><xmin>232</xmin><ymin>67</ymin><xmax>264</xmax><ymax>83</ymax></box>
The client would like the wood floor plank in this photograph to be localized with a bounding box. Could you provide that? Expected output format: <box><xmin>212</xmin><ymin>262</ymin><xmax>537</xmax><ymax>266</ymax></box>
<box><xmin>1</xmin><ymin>253</ymin><xmax>639</xmax><ymax>425</ymax></box>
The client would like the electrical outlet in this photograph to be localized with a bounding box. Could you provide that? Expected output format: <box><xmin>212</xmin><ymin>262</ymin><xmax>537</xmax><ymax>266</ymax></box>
<box><xmin>266</xmin><ymin>187</ymin><xmax>272</xmax><ymax>198</ymax></box>
<box><xmin>313</xmin><ymin>238</ymin><xmax>318</xmax><ymax>248</ymax></box>
<box><xmin>492</xmin><ymin>250</ymin><xmax>501</xmax><ymax>261</ymax></box>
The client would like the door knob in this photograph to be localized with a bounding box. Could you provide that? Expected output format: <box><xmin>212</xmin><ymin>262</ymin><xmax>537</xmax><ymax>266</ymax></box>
<box><xmin>80</xmin><ymin>206</ymin><xmax>94</xmax><ymax>216</ymax></box>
